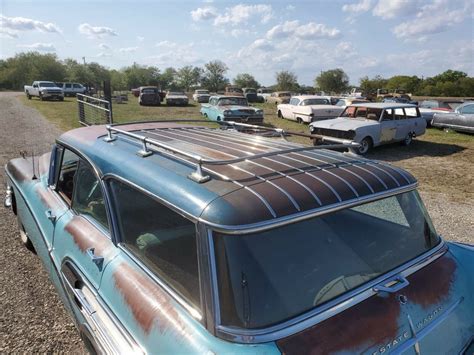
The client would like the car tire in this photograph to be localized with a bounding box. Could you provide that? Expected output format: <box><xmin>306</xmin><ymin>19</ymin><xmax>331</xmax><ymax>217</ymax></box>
<box><xmin>352</xmin><ymin>137</ymin><xmax>372</xmax><ymax>155</ymax></box>
<box><xmin>39</xmin><ymin>94</ymin><xmax>44</xmax><ymax>101</ymax></box>
<box><xmin>26</xmin><ymin>92</ymin><xmax>31</xmax><ymax>100</ymax></box>
<box><xmin>19</xmin><ymin>222</ymin><xmax>35</xmax><ymax>253</ymax></box>
<box><xmin>59</xmin><ymin>97</ymin><xmax>64</xmax><ymax>101</ymax></box>
<box><xmin>277</xmin><ymin>110</ymin><xmax>283</xmax><ymax>118</ymax></box>
<box><xmin>297</xmin><ymin>117</ymin><xmax>303</xmax><ymax>124</ymax></box>
<box><xmin>402</xmin><ymin>133</ymin><xmax>413</xmax><ymax>146</ymax></box>
<box><xmin>203</xmin><ymin>113</ymin><xmax>208</xmax><ymax>118</ymax></box>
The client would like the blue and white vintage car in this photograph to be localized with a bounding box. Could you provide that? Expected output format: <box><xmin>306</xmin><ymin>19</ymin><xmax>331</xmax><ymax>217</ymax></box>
<box><xmin>200</xmin><ymin>95</ymin><xmax>264</xmax><ymax>123</ymax></box>
<box><xmin>4</xmin><ymin>121</ymin><xmax>474</xmax><ymax>354</ymax></box>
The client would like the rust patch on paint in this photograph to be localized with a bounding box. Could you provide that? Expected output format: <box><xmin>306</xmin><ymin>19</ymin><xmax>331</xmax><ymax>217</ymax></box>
<box><xmin>34</xmin><ymin>184</ymin><xmax>63</xmax><ymax>211</ymax></box>
<box><xmin>65</xmin><ymin>216</ymin><xmax>111</xmax><ymax>256</ymax></box>
<box><xmin>113</xmin><ymin>262</ymin><xmax>183</xmax><ymax>334</ymax></box>
<box><xmin>404</xmin><ymin>254</ymin><xmax>456</xmax><ymax>309</ymax></box>
<box><xmin>6</xmin><ymin>158</ymin><xmax>34</xmax><ymax>182</ymax></box>
<box><xmin>38</xmin><ymin>152</ymin><xmax>51</xmax><ymax>176</ymax></box>
<box><xmin>277</xmin><ymin>293</ymin><xmax>401</xmax><ymax>354</ymax></box>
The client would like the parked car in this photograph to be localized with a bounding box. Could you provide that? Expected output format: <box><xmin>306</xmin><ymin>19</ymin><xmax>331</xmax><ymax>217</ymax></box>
<box><xmin>266</xmin><ymin>91</ymin><xmax>291</xmax><ymax>105</ymax></box>
<box><xmin>383</xmin><ymin>97</ymin><xmax>418</xmax><ymax>105</ymax></box>
<box><xmin>277</xmin><ymin>96</ymin><xmax>345</xmax><ymax>124</ymax></box>
<box><xmin>335</xmin><ymin>97</ymin><xmax>370</xmax><ymax>107</ymax></box>
<box><xmin>24</xmin><ymin>81</ymin><xmax>64</xmax><ymax>101</ymax></box>
<box><xmin>257</xmin><ymin>87</ymin><xmax>272</xmax><ymax>101</ymax></box>
<box><xmin>131</xmin><ymin>88</ymin><xmax>140</xmax><ymax>97</ymax></box>
<box><xmin>166</xmin><ymin>91</ymin><xmax>189</xmax><ymax>106</ymax></box>
<box><xmin>200</xmin><ymin>95</ymin><xmax>263</xmax><ymax>123</ymax></box>
<box><xmin>224</xmin><ymin>86</ymin><xmax>244</xmax><ymax>97</ymax></box>
<box><xmin>5</xmin><ymin>121</ymin><xmax>473</xmax><ymax>354</ymax></box>
<box><xmin>192</xmin><ymin>89</ymin><xmax>211</xmax><ymax>103</ymax></box>
<box><xmin>431</xmin><ymin>102</ymin><xmax>474</xmax><ymax>133</ymax></box>
<box><xmin>57</xmin><ymin>82</ymin><xmax>87</xmax><ymax>97</ymax></box>
<box><xmin>138</xmin><ymin>86</ymin><xmax>161</xmax><ymax>106</ymax></box>
<box><xmin>309</xmin><ymin>103</ymin><xmax>427</xmax><ymax>154</ymax></box>
<box><xmin>419</xmin><ymin>99</ymin><xmax>464</xmax><ymax>111</ymax></box>
<box><xmin>242</xmin><ymin>88</ymin><xmax>264</xmax><ymax>103</ymax></box>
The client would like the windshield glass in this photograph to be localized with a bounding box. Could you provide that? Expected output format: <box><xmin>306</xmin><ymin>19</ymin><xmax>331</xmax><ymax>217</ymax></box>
<box><xmin>218</xmin><ymin>97</ymin><xmax>248</xmax><ymax>106</ymax></box>
<box><xmin>142</xmin><ymin>88</ymin><xmax>157</xmax><ymax>93</ymax></box>
<box><xmin>245</xmin><ymin>89</ymin><xmax>256</xmax><ymax>94</ymax></box>
<box><xmin>197</xmin><ymin>90</ymin><xmax>209</xmax><ymax>94</ymax></box>
<box><xmin>213</xmin><ymin>191</ymin><xmax>439</xmax><ymax>329</ymax></box>
<box><xmin>279</xmin><ymin>92</ymin><xmax>291</xmax><ymax>97</ymax></box>
<box><xmin>169</xmin><ymin>92</ymin><xmax>185</xmax><ymax>95</ymax></box>
<box><xmin>228</xmin><ymin>88</ymin><xmax>243</xmax><ymax>93</ymax></box>
<box><xmin>39</xmin><ymin>82</ymin><xmax>56</xmax><ymax>87</ymax></box>
<box><xmin>342</xmin><ymin>106</ymin><xmax>382</xmax><ymax>120</ymax></box>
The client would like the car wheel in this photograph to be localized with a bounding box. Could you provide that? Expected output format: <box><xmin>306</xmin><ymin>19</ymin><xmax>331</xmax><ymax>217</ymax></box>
<box><xmin>402</xmin><ymin>133</ymin><xmax>413</xmax><ymax>146</ymax></box>
<box><xmin>59</xmin><ymin>97</ymin><xmax>64</xmax><ymax>101</ymax></box>
<box><xmin>216</xmin><ymin>116</ymin><xmax>221</xmax><ymax>121</ymax></box>
<box><xmin>39</xmin><ymin>93</ymin><xmax>44</xmax><ymax>101</ymax></box>
<box><xmin>203</xmin><ymin>113</ymin><xmax>208</xmax><ymax>118</ymax></box>
<box><xmin>352</xmin><ymin>137</ymin><xmax>372</xmax><ymax>155</ymax></box>
<box><xmin>26</xmin><ymin>92</ymin><xmax>31</xmax><ymax>100</ymax></box>
<box><xmin>277</xmin><ymin>110</ymin><xmax>283</xmax><ymax>118</ymax></box>
<box><xmin>19</xmin><ymin>222</ymin><xmax>35</xmax><ymax>253</ymax></box>
<box><xmin>297</xmin><ymin>117</ymin><xmax>303</xmax><ymax>124</ymax></box>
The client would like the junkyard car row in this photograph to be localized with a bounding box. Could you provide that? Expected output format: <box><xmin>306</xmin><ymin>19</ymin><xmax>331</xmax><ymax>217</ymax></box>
<box><xmin>4</xmin><ymin>119</ymin><xmax>474</xmax><ymax>354</ymax></box>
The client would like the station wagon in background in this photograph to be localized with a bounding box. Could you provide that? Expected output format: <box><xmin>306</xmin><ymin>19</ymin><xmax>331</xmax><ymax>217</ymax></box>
<box><xmin>138</xmin><ymin>86</ymin><xmax>161</xmax><ymax>106</ymax></box>
<box><xmin>431</xmin><ymin>102</ymin><xmax>474</xmax><ymax>134</ymax></box>
<box><xmin>4</xmin><ymin>120</ymin><xmax>474</xmax><ymax>354</ymax></box>
<box><xmin>200</xmin><ymin>95</ymin><xmax>263</xmax><ymax>123</ymax></box>
<box><xmin>310</xmin><ymin>103</ymin><xmax>427</xmax><ymax>154</ymax></box>
<box><xmin>266</xmin><ymin>91</ymin><xmax>291</xmax><ymax>105</ymax></box>
<box><xmin>224</xmin><ymin>85</ymin><xmax>244</xmax><ymax>97</ymax></box>
<box><xmin>257</xmin><ymin>87</ymin><xmax>272</xmax><ymax>101</ymax></box>
<box><xmin>192</xmin><ymin>89</ymin><xmax>211</xmax><ymax>103</ymax></box>
<box><xmin>277</xmin><ymin>95</ymin><xmax>345</xmax><ymax>124</ymax></box>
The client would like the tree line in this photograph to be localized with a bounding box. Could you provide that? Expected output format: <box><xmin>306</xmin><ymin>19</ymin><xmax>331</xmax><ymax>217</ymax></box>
<box><xmin>1</xmin><ymin>52</ymin><xmax>473</xmax><ymax>97</ymax></box>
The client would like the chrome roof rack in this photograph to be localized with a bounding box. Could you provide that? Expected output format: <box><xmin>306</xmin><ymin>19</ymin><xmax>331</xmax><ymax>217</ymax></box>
<box><xmin>103</xmin><ymin>123</ymin><xmax>360</xmax><ymax>183</ymax></box>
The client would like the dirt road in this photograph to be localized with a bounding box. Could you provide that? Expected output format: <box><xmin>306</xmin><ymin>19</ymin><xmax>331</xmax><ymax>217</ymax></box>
<box><xmin>0</xmin><ymin>92</ymin><xmax>472</xmax><ymax>352</ymax></box>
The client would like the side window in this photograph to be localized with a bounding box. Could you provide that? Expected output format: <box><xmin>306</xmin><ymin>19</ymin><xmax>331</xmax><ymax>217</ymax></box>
<box><xmin>72</xmin><ymin>161</ymin><xmax>108</xmax><ymax>230</ymax></box>
<box><xmin>73</xmin><ymin>84</ymin><xmax>82</xmax><ymax>88</ymax></box>
<box><xmin>65</xmin><ymin>83</ymin><xmax>72</xmax><ymax>88</ymax></box>
<box><xmin>108</xmin><ymin>179</ymin><xmax>201</xmax><ymax>309</ymax></box>
<box><xmin>382</xmin><ymin>109</ymin><xmax>394</xmax><ymax>121</ymax></box>
<box><xmin>394</xmin><ymin>108</ymin><xmax>405</xmax><ymax>120</ymax></box>
<box><xmin>461</xmin><ymin>104</ymin><xmax>474</xmax><ymax>114</ymax></box>
<box><xmin>289</xmin><ymin>98</ymin><xmax>299</xmax><ymax>105</ymax></box>
<box><xmin>405</xmin><ymin>107</ymin><xmax>418</xmax><ymax>118</ymax></box>
<box><xmin>57</xmin><ymin>149</ymin><xmax>80</xmax><ymax>203</ymax></box>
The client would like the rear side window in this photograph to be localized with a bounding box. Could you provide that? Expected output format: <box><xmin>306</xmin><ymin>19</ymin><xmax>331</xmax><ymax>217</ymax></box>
<box><xmin>461</xmin><ymin>104</ymin><xmax>474</xmax><ymax>114</ymax></box>
<box><xmin>394</xmin><ymin>108</ymin><xmax>405</xmax><ymax>120</ymax></box>
<box><xmin>405</xmin><ymin>107</ymin><xmax>418</xmax><ymax>118</ymax></box>
<box><xmin>108</xmin><ymin>179</ymin><xmax>200</xmax><ymax>308</ymax></box>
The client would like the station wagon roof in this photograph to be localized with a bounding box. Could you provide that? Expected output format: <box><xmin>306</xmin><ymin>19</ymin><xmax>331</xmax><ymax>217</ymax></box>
<box><xmin>59</xmin><ymin>122</ymin><xmax>416</xmax><ymax>232</ymax></box>
<box><xmin>350</xmin><ymin>102</ymin><xmax>417</xmax><ymax>109</ymax></box>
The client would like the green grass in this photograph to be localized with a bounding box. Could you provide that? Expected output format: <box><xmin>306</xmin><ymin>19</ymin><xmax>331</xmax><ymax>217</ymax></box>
<box><xmin>19</xmin><ymin>93</ymin><xmax>473</xmax><ymax>147</ymax></box>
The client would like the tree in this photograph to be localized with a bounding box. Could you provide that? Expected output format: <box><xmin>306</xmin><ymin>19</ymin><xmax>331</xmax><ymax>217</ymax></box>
<box><xmin>432</xmin><ymin>70</ymin><xmax>467</xmax><ymax>83</ymax></box>
<box><xmin>176</xmin><ymin>66</ymin><xmax>202</xmax><ymax>91</ymax></box>
<box><xmin>159</xmin><ymin>67</ymin><xmax>177</xmax><ymax>89</ymax></box>
<box><xmin>201</xmin><ymin>60</ymin><xmax>229</xmax><ymax>92</ymax></box>
<box><xmin>275</xmin><ymin>70</ymin><xmax>298</xmax><ymax>91</ymax></box>
<box><xmin>233</xmin><ymin>73</ymin><xmax>260</xmax><ymax>89</ymax></box>
<box><xmin>315</xmin><ymin>69</ymin><xmax>349</xmax><ymax>94</ymax></box>
<box><xmin>122</xmin><ymin>63</ymin><xmax>160</xmax><ymax>89</ymax></box>
<box><xmin>359</xmin><ymin>75</ymin><xmax>388</xmax><ymax>94</ymax></box>
<box><xmin>386</xmin><ymin>75</ymin><xmax>421</xmax><ymax>93</ymax></box>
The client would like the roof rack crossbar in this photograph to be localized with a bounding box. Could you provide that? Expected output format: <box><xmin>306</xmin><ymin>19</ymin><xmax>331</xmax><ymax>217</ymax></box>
<box><xmin>104</xmin><ymin>125</ymin><xmax>360</xmax><ymax>183</ymax></box>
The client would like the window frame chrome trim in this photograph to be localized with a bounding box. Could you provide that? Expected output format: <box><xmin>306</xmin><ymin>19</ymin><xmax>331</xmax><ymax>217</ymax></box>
<box><xmin>209</xmin><ymin>236</ymin><xmax>447</xmax><ymax>344</ymax></box>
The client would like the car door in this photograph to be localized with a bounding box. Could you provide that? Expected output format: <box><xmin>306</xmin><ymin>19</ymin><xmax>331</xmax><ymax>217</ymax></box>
<box><xmin>379</xmin><ymin>109</ymin><xmax>398</xmax><ymax>143</ymax></box>
<box><xmin>51</xmin><ymin>148</ymin><xmax>118</xmax><ymax>290</ymax></box>
<box><xmin>457</xmin><ymin>104</ymin><xmax>474</xmax><ymax>128</ymax></box>
<box><xmin>286</xmin><ymin>98</ymin><xmax>299</xmax><ymax>120</ymax></box>
<box><xmin>392</xmin><ymin>107</ymin><xmax>410</xmax><ymax>141</ymax></box>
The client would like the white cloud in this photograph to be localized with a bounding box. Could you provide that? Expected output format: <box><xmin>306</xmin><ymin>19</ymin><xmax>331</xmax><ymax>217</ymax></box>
<box><xmin>373</xmin><ymin>0</ymin><xmax>419</xmax><ymax>19</ymax></box>
<box><xmin>213</xmin><ymin>4</ymin><xmax>273</xmax><ymax>26</ymax></box>
<box><xmin>99</xmin><ymin>43</ymin><xmax>111</xmax><ymax>50</ymax></box>
<box><xmin>97</xmin><ymin>52</ymin><xmax>112</xmax><ymax>58</ymax></box>
<box><xmin>391</xmin><ymin>0</ymin><xmax>471</xmax><ymax>38</ymax></box>
<box><xmin>17</xmin><ymin>42</ymin><xmax>56</xmax><ymax>52</ymax></box>
<box><xmin>191</xmin><ymin>7</ymin><xmax>218</xmax><ymax>21</ymax></box>
<box><xmin>286</xmin><ymin>4</ymin><xmax>296</xmax><ymax>11</ymax></box>
<box><xmin>118</xmin><ymin>46</ymin><xmax>138</xmax><ymax>53</ymax></box>
<box><xmin>0</xmin><ymin>15</ymin><xmax>61</xmax><ymax>36</ymax></box>
<box><xmin>266</xmin><ymin>20</ymin><xmax>340</xmax><ymax>40</ymax></box>
<box><xmin>137</xmin><ymin>36</ymin><xmax>145</xmax><ymax>42</ymax></box>
<box><xmin>230</xmin><ymin>29</ymin><xmax>251</xmax><ymax>37</ymax></box>
<box><xmin>342</xmin><ymin>0</ymin><xmax>372</xmax><ymax>13</ymax></box>
<box><xmin>78</xmin><ymin>23</ymin><xmax>118</xmax><ymax>38</ymax></box>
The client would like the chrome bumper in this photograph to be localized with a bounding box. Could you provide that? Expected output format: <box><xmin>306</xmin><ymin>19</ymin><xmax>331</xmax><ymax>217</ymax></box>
<box><xmin>4</xmin><ymin>184</ymin><xmax>12</xmax><ymax>208</ymax></box>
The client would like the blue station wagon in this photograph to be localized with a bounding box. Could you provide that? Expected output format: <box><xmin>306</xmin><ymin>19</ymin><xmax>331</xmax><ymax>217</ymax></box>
<box><xmin>200</xmin><ymin>95</ymin><xmax>264</xmax><ymax>123</ymax></box>
<box><xmin>4</xmin><ymin>121</ymin><xmax>474</xmax><ymax>354</ymax></box>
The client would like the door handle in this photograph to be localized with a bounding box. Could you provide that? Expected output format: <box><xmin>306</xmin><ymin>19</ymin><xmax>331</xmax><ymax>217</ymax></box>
<box><xmin>86</xmin><ymin>248</ymin><xmax>104</xmax><ymax>269</ymax></box>
<box><xmin>373</xmin><ymin>275</ymin><xmax>410</xmax><ymax>293</ymax></box>
<box><xmin>45</xmin><ymin>209</ymin><xmax>56</xmax><ymax>223</ymax></box>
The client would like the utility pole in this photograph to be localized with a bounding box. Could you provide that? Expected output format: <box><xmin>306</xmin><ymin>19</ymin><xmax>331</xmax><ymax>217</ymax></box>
<box><xmin>82</xmin><ymin>56</ymin><xmax>86</xmax><ymax>65</ymax></box>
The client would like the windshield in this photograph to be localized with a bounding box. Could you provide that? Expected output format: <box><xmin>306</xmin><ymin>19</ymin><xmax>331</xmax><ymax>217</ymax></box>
<box><xmin>245</xmin><ymin>89</ymin><xmax>256</xmax><ymax>94</ymax></box>
<box><xmin>213</xmin><ymin>191</ymin><xmax>439</xmax><ymax>329</ymax></box>
<box><xmin>39</xmin><ymin>82</ymin><xmax>56</xmax><ymax>87</ymax></box>
<box><xmin>279</xmin><ymin>92</ymin><xmax>290</xmax><ymax>97</ymax></box>
<box><xmin>196</xmin><ymin>90</ymin><xmax>209</xmax><ymax>94</ymax></box>
<box><xmin>169</xmin><ymin>92</ymin><xmax>185</xmax><ymax>96</ymax></box>
<box><xmin>342</xmin><ymin>106</ymin><xmax>382</xmax><ymax>120</ymax></box>
<box><xmin>228</xmin><ymin>88</ymin><xmax>243</xmax><ymax>93</ymax></box>
<box><xmin>218</xmin><ymin>97</ymin><xmax>248</xmax><ymax>106</ymax></box>
<box><xmin>142</xmin><ymin>89</ymin><xmax>157</xmax><ymax>94</ymax></box>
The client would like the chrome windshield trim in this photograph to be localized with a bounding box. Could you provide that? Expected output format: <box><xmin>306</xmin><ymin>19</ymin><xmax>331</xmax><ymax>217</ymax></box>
<box><xmin>212</xmin><ymin>240</ymin><xmax>447</xmax><ymax>344</ymax></box>
<box><xmin>200</xmin><ymin>183</ymin><xmax>417</xmax><ymax>235</ymax></box>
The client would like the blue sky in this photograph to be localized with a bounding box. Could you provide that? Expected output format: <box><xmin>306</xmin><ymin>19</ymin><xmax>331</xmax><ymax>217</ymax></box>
<box><xmin>1</xmin><ymin>0</ymin><xmax>473</xmax><ymax>85</ymax></box>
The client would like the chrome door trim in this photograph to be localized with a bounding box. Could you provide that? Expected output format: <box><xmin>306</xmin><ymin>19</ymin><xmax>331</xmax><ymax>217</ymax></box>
<box><xmin>208</xmin><ymin>234</ymin><xmax>447</xmax><ymax>344</ymax></box>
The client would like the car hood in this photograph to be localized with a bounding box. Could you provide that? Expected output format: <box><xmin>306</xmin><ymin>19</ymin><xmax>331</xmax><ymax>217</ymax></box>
<box><xmin>40</xmin><ymin>86</ymin><xmax>62</xmax><ymax>90</ymax></box>
<box><xmin>221</xmin><ymin>105</ymin><xmax>259</xmax><ymax>112</ymax></box>
<box><xmin>310</xmin><ymin>117</ymin><xmax>379</xmax><ymax>130</ymax></box>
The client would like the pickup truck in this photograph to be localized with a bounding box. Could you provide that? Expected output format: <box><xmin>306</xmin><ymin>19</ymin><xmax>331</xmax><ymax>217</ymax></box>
<box><xmin>56</xmin><ymin>82</ymin><xmax>87</xmax><ymax>97</ymax></box>
<box><xmin>24</xmin><ymin>81</ymin><xmax>64</xmax><ymax>101</ymax></box>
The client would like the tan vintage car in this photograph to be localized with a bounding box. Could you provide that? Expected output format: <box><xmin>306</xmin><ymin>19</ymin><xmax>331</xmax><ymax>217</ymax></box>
<box><xmin>266</xmin><ymin>91</ymin><xmax>291</xmax><ymax>105</ymax></box>
<box><xmin>224</xmin><ymin>86</ymin><xmax>244</xmax><ymax>97</ymax></box>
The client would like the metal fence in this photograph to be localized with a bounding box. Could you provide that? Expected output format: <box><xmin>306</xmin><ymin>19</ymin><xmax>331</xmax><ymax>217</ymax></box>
<box><xmin>77</xmin><ymin>94</ymin><xmax>113</xmax><ymax>126</ymax></box>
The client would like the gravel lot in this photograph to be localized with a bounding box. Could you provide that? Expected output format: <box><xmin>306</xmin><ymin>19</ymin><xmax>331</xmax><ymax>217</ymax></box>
<box><xmin>0</xmin><ymin>92</ymin><xmax>472</xmax><ymax>352</ymax></box>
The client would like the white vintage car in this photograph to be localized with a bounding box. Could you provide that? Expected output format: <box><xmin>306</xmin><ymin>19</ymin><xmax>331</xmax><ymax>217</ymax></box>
<box><xmin>309</xmin><ymin>103</ymin><xmax>427</xmax><ymax>154</ymax></box>
<box><xmin>277</xmin><ymin>95</ymin><xmax>345</xmax><ymax>124</ymax></box>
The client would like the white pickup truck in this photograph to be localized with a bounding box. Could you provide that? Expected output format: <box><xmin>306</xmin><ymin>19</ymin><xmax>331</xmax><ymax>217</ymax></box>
<box><xmin>24</xmin><ymin>81</ymin><xmax>64</xmax><ymax>101</ymax></box>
